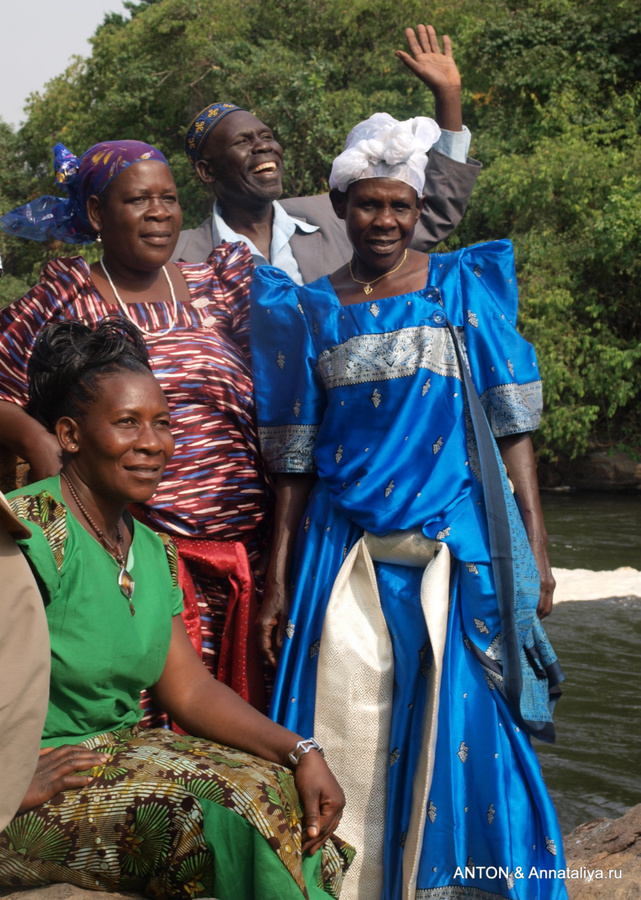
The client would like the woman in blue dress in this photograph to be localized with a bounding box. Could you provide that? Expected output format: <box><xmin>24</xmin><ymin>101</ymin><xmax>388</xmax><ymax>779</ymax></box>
<box><xmin>250</xmin><ymin>109</ymin><xmax>567</xmax><ymax>900</ymax></box>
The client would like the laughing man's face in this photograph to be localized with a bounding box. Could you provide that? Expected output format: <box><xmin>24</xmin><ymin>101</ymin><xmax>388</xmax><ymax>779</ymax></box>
<box><xmin>196</xmin><ymin>110</ymin><xmax>284</xmax><ymax>206</ymax></box>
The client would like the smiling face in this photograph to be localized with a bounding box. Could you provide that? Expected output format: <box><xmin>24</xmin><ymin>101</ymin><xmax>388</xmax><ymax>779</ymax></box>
<box><xmin>332</xmin><ymin>177</ymin><xmax>422</xmax><ymax>275</ymax></box>
<box><xmin>59</xmin><ymin>370</ymin><xmax>175</xmax><ymax>508</ymax></box>
<box><xmin>195</xmin><ymin>110</ymin><xmax>284</xmax><ymax>207</ymax></box>
<box><xmin>86</xmin><ymin>160</ymin><xmax>182</xmax><ymax>274</ymax></box>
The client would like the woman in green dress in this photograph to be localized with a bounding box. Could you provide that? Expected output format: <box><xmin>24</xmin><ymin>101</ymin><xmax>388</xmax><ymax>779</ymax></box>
<box><xmin>0</xmin><ymin>318</ymin><xmax>351</xmax><ymax>900</ymax></box>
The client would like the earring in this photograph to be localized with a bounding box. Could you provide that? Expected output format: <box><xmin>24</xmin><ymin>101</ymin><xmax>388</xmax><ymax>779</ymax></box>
<box><xmin>95</xmin><ymin>233</ymin><xmax>102</xmax><ymax>244</ymax></box>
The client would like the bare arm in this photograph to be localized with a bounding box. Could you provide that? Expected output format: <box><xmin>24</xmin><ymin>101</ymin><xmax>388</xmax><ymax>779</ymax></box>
<box><xmin>0</xmin><ymin>400</ymin><xmax>61</xmax><ymax>481</ymax></box>
<box><xmin>497</xmin><ymin>433</ymin><xmax>555</xmax><ymax>618</ymax></box>
<box><xmin>152</xmin><ymin>617</ymin><xmax>344</xmax><ymax>854</ymax></box>
<box><xmin>258</xmin><ymin>473</ymin><xmax>316</xmax><ymax>667</ymax></box>
<box><xmin>396</xmin><ymin>23</ymin><xmax>480</xmax><ymax>250</ymax></box>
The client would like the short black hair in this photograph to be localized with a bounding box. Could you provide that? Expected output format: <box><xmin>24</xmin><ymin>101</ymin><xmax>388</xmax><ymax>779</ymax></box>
<box><xmin>27</xmin><ymin>317</ymin><xmax>153</xmax><ymax>431</ymax></box>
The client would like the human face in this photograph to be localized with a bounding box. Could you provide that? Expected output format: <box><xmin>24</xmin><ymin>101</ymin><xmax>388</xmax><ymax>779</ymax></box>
<box><xmin>196</xmin><ymin>110</ymin><xmax>284</xmax><ymax>205</ymax></box>
<box><xmin>87</xmin><ymin>160</ymin><xmax>182</xmax><ymax>274</ymax></box>
<box><xmin>334</xmin><ymin>178</ymin><xmax>422</xmax><ymax>273</ymax></box>
<box><xmin>63</xmin><ymin>370</ymin><xmax>174</xmax><ymax>509</ymax></box>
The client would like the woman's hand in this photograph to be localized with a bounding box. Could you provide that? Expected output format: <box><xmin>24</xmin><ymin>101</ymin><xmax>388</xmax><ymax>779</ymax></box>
<box><xmin>294</xmin><ymin>749</ymin><xmax>345</xmax><ymax>856</ymax></box>
<box><xmin>154</xmin><ymin>618</ymin><xmax>348</xmax><ymax>853</ymax></box>
<box><xmin>256</xmin><ymin>473</ymin><xmax>316</xmax><ymax>667</ymax></box>
<box><xmin>18</xmin><ymin>745</ymin><xmax>111</xmax><ymax>813</ymax></box>
<box><xmin>257</xmin><ymin>581</ymin><xmax>289</xmax><ymax>668</ymax></box>
<box><xmin>497</xmin><ymin>433</ymin><xmax>556</xmax><ymax>618</ymax></box>
<box><xmin>530</xmin><ymin>539</ymin><xmax>556</xmax><ymax>619</ymax></box>
<box><xmin>395</xmin><ymin>24</ymin><xmax>463</xmax><ymax>132</ymax></box>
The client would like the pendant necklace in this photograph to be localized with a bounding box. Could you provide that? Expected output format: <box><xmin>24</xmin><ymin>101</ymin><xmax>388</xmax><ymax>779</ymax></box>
<box><xmin>100</xmin><ymin>256</ymin><xmax>177</xmax><ymax>337</ymax></box>
<box><xmin>348</xmin><ymin>249</ymin><xmax>408</xmax><ymax>295</ymax></box>
<box><xmin>62</xmin><ymin>473</ymin><xmax>136</xmax><ymax>615</ymax></box>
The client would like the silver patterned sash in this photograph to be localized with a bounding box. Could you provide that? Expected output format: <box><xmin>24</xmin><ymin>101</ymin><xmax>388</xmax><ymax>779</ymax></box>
<box><xmin>314</xmin><ymin>529</ymin><xmax>451</xmax><ymax>900</ymax></box>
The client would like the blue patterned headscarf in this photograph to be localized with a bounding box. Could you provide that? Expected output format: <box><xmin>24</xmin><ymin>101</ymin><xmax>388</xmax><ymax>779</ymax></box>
<box><xmin>0</xmin><ymin>140</ymin><xmax>169</xmax><ymax>244</ymax></box>
<box><xmin>184</xmin><ymin>103</ymin><xmax>246</xmax><ymax>168</ymax></box>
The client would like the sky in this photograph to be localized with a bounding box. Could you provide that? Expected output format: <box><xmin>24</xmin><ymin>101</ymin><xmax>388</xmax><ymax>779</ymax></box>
<box><xmin>0</xmin><ymin>0</ymin><xmax>127</xmax><ymax>128</ymax></box>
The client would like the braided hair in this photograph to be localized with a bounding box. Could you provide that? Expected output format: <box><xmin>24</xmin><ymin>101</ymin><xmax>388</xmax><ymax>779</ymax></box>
<box><xmin>27</xmin><ymin>317</ymin><xmax>152</xmax><ymax>431</ymax></box>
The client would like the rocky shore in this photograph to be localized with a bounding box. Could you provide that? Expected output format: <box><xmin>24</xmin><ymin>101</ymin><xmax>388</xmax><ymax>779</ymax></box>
<box><xmin>540</xmin><ymin>449</ymin><xmax>641</xmax><ymax>492</ymax></box>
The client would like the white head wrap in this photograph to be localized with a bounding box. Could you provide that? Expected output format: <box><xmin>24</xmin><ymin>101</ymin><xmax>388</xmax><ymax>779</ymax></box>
<box><xmin>329</xmin><ymin>112</ymin><xmax>441</xmax><ymax>196</ymax></box>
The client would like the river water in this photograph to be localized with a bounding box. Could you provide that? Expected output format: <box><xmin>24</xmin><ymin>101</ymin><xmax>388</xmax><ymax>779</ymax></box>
<box><xmin>534</xmin><ymin>491</ymin><xmax>641</xmax><ymax>835</ymax></box>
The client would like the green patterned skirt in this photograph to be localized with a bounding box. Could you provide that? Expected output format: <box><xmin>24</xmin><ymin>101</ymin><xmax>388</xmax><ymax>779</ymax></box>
<box><xmin>0</xmin><ymin>728</ymin><xmax>353</xmax><ymax>899</ymax></box>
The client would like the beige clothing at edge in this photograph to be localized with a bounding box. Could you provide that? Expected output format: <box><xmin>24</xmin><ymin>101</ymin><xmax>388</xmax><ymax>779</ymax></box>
<box><xmin>0</xmin><ymin>492</ymin><xmax>50</xmax><ymax>831</ymax></box>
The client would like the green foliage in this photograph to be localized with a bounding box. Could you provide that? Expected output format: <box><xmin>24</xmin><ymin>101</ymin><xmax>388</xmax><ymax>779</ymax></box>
<box><xmin>1</xmin><ymin>0</ymin><xmax>640</xmax><ymax>458</ymax></box>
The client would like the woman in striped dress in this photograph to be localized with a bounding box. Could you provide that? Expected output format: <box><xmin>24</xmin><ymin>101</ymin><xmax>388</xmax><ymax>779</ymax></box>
<box><xmin>0</xmin><ymin>140</ymin><xmax>270</xmax><ymax>709</ymax></box>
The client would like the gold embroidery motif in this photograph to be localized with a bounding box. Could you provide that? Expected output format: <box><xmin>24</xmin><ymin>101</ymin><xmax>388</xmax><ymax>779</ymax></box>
<box><xmin>427</xmin><ymin>801</ymin><xmax>437</xmax><ymax>823</ymax></box>
<box><xmin>474</xmin><ymin>618</ymin><xmax>490</xmax><ymax>635</ymax></box>
<box><xmin>371</xmin><ymin>388</ymin><xmax>382</xmax><ymax>408</ymax></box>
<box><xmin>432</xmin><ymin>435</ymin><xmax>444</xmax><ymax>454</ymax></box>
<box><xmin>276</xmin><ymin>350</ymin><xmax>285</xmax><ymax>369</ymax></box>
<box><xmin>293</xmin><ymin>399</ymin><xmax>301</xmax><ymax>418</ymax></box>
<box><xmin>467</xmin><ymin>310</ymin><xmax>479</xmax><ymax>328</ymax></box>
<box><xmin>487</xmin><ymin>803</ymin><xmax>496</xmax><ymax>825</ymax></box>
<box><xmin>465</xmin><ymin>563</ymin><xmax>479</xmax><ymax>575</ymax></box>
<box><xmin>304</xmin><ymin>517</ymin><xmax>311</xmax><ymax>533</ymax></box>
<box><xmin>309</xmin><ymin>640</ymin><xmax>320</xmax><ymax>659</ymax></box>
<box><xmin>369</xmin><ymin>302</ymin><xmax>379</xmax><ymax>317</ymax></box>
<box><xmin>422</xmin><ymin>378</ymin><xmax>431</xmax><ymax>396</ymax></box>
<box><xmin>436</xmin><ymin>526</ymin><xmax>451</xmax><ymax>540</ymax></box>
<box><xmin>457</xmin><ymin>741</ymin><xmax>469</xmax><ymax>763</ymax></box>
<box><xmin>335</xmin><ymin>445</ymin><xmax>343</xmax><ymax>464</ymax></box>
<box><xmin>384</xmin><ymin>480</ymin><xmax>394</xmax><ymax>498</ymax></box>
<box><xmin>545</xmin><ymin>836</ymin><xmax>557</xmax><ymax>856</ymax></box>
<box><xmin>507</xmin><ymin>358</ymin><xmax>515</xmax><ymax>378</ymax></box>
<box><xmin>285</xmin><ymin>620</ymin><xmax>295</xmax><ymax>639</ymax></box>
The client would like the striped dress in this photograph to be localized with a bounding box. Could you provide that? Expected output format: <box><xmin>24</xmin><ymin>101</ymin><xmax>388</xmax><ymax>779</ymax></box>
<box><xmin>0</xmin><ymin>242</ymin><xmax>272</xmax><ymax>700</ymax></box>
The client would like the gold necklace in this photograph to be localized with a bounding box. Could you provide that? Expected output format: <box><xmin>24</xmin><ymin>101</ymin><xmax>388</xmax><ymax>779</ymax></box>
<box><xmin>348</xmin><ymin>249</ymin><xmax>408</xmax><ymax>295</ymax></box>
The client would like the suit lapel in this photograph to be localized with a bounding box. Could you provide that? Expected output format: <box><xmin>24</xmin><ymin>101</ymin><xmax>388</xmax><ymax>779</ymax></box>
<box><xmin>290</xmin><ymin>230</ymin><xmax>327</xmax><ymax>284</ymax></box>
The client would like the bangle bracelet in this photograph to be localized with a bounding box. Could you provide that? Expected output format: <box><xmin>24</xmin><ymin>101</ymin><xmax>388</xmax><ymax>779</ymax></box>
<box><xmin>288</xmin><ymin>737</ymin><xmax>324</xmax><ymax>766</ymax></box>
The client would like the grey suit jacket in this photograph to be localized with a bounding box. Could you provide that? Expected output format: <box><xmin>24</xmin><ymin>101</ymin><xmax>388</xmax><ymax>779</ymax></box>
<box><xmin>173</xmin><ymin>150</ymin><xmax>481</xmax><ymax>283</ymax></box>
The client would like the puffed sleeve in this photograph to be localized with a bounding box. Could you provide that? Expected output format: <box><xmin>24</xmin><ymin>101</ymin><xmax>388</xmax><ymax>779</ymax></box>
<box><xmin>206</xmin><ymin>241</ymin><xmax>254</xmax><ymax>362</ymax></box>
<box><xmin>437</xmin><ymin>240</ymin><xmax>542</xmax><ymax>438</ymax></box>
<box><xmin>9</xmin><ymin>494</ymin><xmax>64</xmax><ymax>603</ymax></box>
<box><xmin>0</xmin><ymin>262</ymin><xmax>73</xmax><ymax>407</ymax></box>
<box><xmin>156</xmin><ymin>532</ymin><xmax>185</xmax><ymax>616</ymax></box>
<box><xmin>250</xmin><ymin>267</ymin><xmax>326</xmax><ymax>473</ymax></box>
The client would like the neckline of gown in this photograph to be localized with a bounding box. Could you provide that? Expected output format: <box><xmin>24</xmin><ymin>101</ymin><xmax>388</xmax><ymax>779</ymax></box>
<box><xmin>321</xmin><ymin>255</ymin><xmax>433</xmax><ymax>309</ymax></box>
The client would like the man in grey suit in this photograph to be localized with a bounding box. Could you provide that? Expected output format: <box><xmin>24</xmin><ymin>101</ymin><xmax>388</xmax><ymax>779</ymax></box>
<box><xmin>173</xmin><ymin>24</ymin><xmax>480</xmax><ymax>283</ymax></box>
